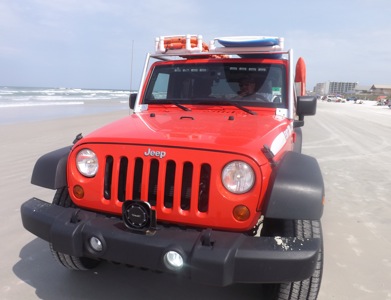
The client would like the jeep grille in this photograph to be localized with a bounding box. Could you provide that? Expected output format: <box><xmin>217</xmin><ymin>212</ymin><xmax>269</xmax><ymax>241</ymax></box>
<box><xmin>103</xmin><ymin>156</ymin><xmax>211</xmax><ymax>213</ymax></box>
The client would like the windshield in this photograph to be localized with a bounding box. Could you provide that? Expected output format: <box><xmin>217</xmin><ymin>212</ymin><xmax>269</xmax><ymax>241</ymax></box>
<box><xmin>143</xmin><ymin>61</ymin><xmax>287</xmax><ymax>108</ymax></box>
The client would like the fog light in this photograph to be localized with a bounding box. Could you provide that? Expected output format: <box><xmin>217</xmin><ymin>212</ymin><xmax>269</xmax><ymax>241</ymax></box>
<box><xmin>89</xmin><ymin>236</ymin><xmax>103</xmax><ymax>252</ymax></box>
<box><xmin>164</xmin><ymin>251</ymin><xmax>184</xmax><ymax>271</ymax></box>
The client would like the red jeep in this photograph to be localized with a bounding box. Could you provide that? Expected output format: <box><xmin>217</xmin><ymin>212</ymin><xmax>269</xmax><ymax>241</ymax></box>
<box><xmin>21</xmin><ymin>35</ymin><xmax>324</xmax><ymax>299</ymax></box>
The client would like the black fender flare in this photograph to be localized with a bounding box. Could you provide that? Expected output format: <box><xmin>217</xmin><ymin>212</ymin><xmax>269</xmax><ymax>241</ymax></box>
<box><xmin>263</xmin><ymin>151</ymin><xmax>324</xmax><ymax>220</ymax></box>
<box><xmin>31</xmin><ymin>146</ymin><xmax>71</xmax><ymax>189</ymax></box>
<box><xmin>293</xmin><ymin>127</ymin><xmax>302</xmax><ymax>153</ymax></box>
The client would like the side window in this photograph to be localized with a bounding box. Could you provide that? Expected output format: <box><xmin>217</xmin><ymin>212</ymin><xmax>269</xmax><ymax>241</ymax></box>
<box><xmin>257</xmin><ymin>66</ymin><xmax>284</xmax><ymax>103</ymax></box>
<box><xmin>269</xmin><ymin>68</ymin><xmax>284</xmax><ymax>102</ymax></box>
<box><xmin>147</xmin><ymin>73</ymin><xmax>169</xmax><ymax>100</ymax></box>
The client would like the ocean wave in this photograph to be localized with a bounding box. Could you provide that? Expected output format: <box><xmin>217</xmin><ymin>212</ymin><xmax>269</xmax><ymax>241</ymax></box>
<box><xmin>0</xmin><ymin>86</ymin><xmax>132</xmax><ymax>108</ymax></box>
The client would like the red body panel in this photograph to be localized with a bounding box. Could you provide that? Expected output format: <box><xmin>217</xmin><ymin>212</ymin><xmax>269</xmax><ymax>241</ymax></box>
<box><xmin>83</xmin><ymin>108</ymin><xmax>291</xmax><ymax>161</ymax></box>
<box><xmin>68</xmin><ymin>107</ymin><xmax>295</xmax><ymax>231</ymax></box>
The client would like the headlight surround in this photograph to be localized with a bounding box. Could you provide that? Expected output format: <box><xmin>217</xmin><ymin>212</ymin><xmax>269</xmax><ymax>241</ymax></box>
<box><xmin>222</xmin><ymin>161</ymin><xmax>255</xmax><ymax>194</ymax></box>
<box><xmin>76</xmin><ymin>149</ymin><xmax>98</xmax><ymax>177</ymax></box>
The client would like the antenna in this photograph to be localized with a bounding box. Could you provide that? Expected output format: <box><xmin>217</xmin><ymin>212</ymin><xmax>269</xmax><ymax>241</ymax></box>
<box><xmin>130</xmin><ymin>39</ymin><xmax>134</xmax><ymax>91</ymax></box>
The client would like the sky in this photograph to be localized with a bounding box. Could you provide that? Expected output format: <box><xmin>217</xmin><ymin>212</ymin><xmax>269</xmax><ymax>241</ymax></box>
<box><xmin>1</xmin><ymin>0</ymin><xmax>390</xmax><ymax>91</ymax></box>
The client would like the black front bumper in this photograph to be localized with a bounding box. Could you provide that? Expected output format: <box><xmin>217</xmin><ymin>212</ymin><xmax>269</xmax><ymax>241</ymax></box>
<box><xmin>21</xmin><ymin>198</ymin><xmax>321</xmax><ymax>286</ymax></box>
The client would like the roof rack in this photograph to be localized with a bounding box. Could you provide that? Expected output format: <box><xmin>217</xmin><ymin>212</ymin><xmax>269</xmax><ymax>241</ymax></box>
<box><xmin>153</xmin><ymin>34</ymin><xmax>286</xmax><ymax>58</ymax></box>
<box><xmin>155</xmin><ymin>35</ymin><xmax>207</xmax><ymax>54</ymax></box>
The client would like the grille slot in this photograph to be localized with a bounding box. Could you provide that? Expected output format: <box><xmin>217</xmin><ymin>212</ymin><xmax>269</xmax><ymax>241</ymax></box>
<box><xmin>103</xmin><ymin>156</ymin><xmax>113</xmax><ymax>200</ymax></box>
<box><xmin>133</xmin><ymin>158</ymin><xmax>143</xmax><ymax>200</ymax></box>
<box><xmin>118</xmin><ymin>157</ymin><xmax>128</xmax><ymax>202</ymax></box>
<box><xmin>148</xmin><ymin>159</ymin><xmax>159</xmax><ymax>206</ymax></box>
<box><xmin>104</xmin><ymin>156</ymin><xmax>211</xmax><ymax>214</ymax></box>
<box><xmin>164</xmin><ymin>160</ymin><xmax>176</xmax><ymax>208</ymax></box>
<box><xmin>181</xmin><ymin>162</ymin><xmax>193</xmax><ymax>210</ymax></box>
<box><xmin>198</xmin><ymin>163</ymin><xmax>211</xmax><ymax>212</ymax></box>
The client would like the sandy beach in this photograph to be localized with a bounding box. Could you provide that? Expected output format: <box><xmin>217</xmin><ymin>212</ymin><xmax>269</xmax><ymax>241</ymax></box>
<box><xmin>1</xmin><ymin>101</ymin><xmax>390</xmax><ymax>299</ymax></box>
<box><xmin>0</xmin><ymin>109</ymin><xmax>128</xmax><ymax>298</ymax></box>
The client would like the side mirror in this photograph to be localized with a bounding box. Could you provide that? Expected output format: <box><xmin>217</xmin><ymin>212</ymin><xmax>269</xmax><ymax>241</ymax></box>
<box><xmin>294</xmin><ymin>96</ymin><xmax>317</xmax><ymax>127</ymax></box>
<box><xmin>129</xmin><ymin>93</ymin><xmax>137</xmax><ymax>109</ymax></box>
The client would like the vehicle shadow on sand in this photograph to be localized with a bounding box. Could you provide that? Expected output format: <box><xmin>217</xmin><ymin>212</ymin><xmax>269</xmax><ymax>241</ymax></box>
<box><xmin>14</xmin><ymin>238</ymin><xmax>275</xmax><ymax>300</ymax></box>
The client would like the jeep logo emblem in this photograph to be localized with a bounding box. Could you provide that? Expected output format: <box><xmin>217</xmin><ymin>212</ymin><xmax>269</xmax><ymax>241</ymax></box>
<box><xmin>144</xmin><ymin>148</ymin><xmax>166</xmax><ymax>159</ymax></box>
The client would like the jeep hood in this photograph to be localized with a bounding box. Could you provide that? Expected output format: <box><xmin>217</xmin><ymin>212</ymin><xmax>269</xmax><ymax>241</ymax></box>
<box><xmin>79</xmin><ymin>110</ymin><xmax>290</xmax><ymax>163</ymax></box>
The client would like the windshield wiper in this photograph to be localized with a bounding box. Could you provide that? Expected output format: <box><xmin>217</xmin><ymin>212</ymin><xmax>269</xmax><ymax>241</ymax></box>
<box><xmin>173</xmin><ymin>101</ymin><xmax>191</xmax><ymax>111</ymax></box>
<box><xmin>164</xmin><ymin>100</ymin><xmax>192</xmax><ymax>111</ymax></box>
<box><xmin>147</xmin><ymin>100</ymin><xmax>191</xmax><ymax>111</ymax></box>
<box><xmin>230</xmin><ymin>101</ymin><xmax>257</xmax><ymax>115</ymax></box>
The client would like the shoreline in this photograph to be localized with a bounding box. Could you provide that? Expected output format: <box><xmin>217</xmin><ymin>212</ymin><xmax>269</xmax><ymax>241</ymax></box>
<box><xmin>0</xmin><ymin>101</ymin><xmax>129</xmax><ymax>125</ymax></box>
<box><xmin>0</xmin><ymin>109</ymin><xmax>130</xmax><ymax>145</ymax></box>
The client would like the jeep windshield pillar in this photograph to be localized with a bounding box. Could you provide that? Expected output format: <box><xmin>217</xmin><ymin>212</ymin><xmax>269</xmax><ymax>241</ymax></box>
<box><xmin>21</xmin><ymin>34</ymin><xmax>324</xmax><ymax>300</ymax></box>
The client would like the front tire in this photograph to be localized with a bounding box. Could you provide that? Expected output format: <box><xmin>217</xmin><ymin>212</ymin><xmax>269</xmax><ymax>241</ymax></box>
<box><xmin>261</xmin><ymin>219</ymin><xmax>323</xmax><ymax>300</ymax></box>
<box><xmin>49</xmin><ymin>187</ymin><xmax>100</xmax><ymax>270</ymax></box>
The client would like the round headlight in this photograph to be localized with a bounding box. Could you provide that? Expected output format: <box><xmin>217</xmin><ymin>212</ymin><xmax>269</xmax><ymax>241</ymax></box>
<box><xmin>76</xmin><ymin>149</ymin><xmax>98</xmax><ymax>177</ymax></box>
<box><xmin>222</xmin><ymin>161</ymin><xmax>255</xmax><ymax>194</ymax></box>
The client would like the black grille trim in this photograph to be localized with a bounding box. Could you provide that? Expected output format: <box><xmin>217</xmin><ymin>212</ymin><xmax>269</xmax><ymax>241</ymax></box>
<box><xmin>118</xmin><ymin>157</ymin><xmax>128</xmax><ymax>202</ymax></box>
<box><xmin>104</xmin><ymin>157</ymin><xmax>211</xmax><ymax>214</ymax></box>
<box><xmin>103</xmin><ymin>156</ymin><xmax>113</xmax><ymax>200</ymax></box>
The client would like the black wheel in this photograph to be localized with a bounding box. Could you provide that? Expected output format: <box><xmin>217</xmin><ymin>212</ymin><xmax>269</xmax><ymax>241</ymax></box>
<box><xmin>261</xmin><ymin>219</ymin><xmax>323</xmax><ymax>300</ymax></box>
<box><xmin>50</xmin><ymin>187</ymin><xmax>100</xmax><ymax>270</ymax></box>
<box><xmin>52</xmin><ymin>186</ymin><xmax>76</xmax><ymax>208</ymax></box>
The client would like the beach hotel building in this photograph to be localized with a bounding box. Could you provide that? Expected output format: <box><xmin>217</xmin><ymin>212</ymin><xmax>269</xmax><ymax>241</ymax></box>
<box><xmin>313</xmin><ymin>81</ymin><xmax>358</xmax><ymax>96</ymax></box>
<box><xmin>313</xmin><ymin>82</ymin><xmax>391</xmax><ymax>100</ymax></box>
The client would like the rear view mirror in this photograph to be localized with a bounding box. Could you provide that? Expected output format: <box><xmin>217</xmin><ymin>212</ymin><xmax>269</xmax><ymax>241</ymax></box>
<box><xmin>294</xmin><ymin>96</ymin><xmax>317</xmax><ymax>127</ymax></box>
<box><xmin>129</xmin><ymin>93</ymin><xmax>137</xmax><ymax>109</ymax></box>
<box><xmin>297</xmin><ymin>96</ymin><xmax>317</xmax><ymax>116</ymax></box>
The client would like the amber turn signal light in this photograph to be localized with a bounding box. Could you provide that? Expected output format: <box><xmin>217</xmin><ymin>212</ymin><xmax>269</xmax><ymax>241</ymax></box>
<box><xmin>233</xmin><ymin>205</ymin><xmax>250</xmax><ymax>221</ymax></box>
<box><xmin>73</xmin><ymin>185</ymin><xmax>85</xmax><ymax>199</ymax></box>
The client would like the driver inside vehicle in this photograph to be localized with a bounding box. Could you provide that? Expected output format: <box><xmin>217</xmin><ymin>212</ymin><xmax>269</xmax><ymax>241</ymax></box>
<box><xmin>236</xmin><ymin>77</ymin><xmax>258</xmax><ymax>99</ymax></box>
<box><xmin>236</xmin><ymin>76</ymin><xmax>273</xmax><ymax>102</ymax></box>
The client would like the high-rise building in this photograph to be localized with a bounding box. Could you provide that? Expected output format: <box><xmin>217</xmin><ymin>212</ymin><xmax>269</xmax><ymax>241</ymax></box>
<box><xmin>313</xmin><ymin>81</ymin><xmax>358</xmax><ymax>95</ymax></box>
